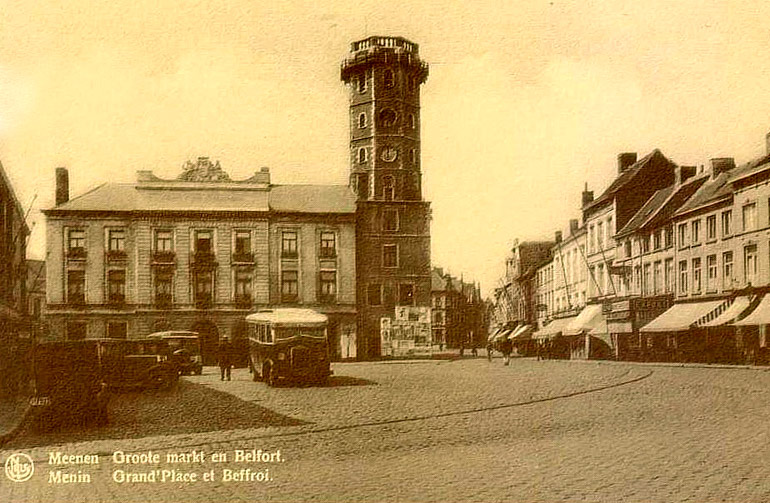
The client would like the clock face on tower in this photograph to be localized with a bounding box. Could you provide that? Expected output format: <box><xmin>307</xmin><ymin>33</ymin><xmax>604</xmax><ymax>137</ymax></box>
<box><xmin>381</xmin><ymin>146</ymin><xmax>398</xmax><ymax>162</ymax></box>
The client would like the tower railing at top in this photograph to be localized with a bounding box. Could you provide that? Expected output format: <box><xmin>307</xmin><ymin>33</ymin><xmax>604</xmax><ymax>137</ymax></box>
<box><xmin>351</xmin><ymin>36</ymin><xmax>418</xmax><ymax>54</ymax></box>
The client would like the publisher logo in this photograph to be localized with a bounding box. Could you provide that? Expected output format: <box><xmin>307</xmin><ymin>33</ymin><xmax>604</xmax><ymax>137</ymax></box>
<box><xmin>5</xmin><ymin>453</ymin><xmax>34</xmax><ymax>482</ymax></box>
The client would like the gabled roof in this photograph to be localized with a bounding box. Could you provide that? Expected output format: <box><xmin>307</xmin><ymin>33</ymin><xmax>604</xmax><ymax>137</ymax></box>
<box><xmin>431</xmin><ymin>268</ymin><xmax>447</xmax><ymax>291</ymax></box>
<box><xmin>46</xmin><ymin>183</ymin><xmax>355</xmax><ymax>214</ymax></box>
<box><xmin>673</xmin><ymin>171</ymin><xmax>733</xmax><ymax>218</ymax></box>
<box><xmin>617</xmin><ymin>174</ymin><xmax>709</xmax><ymax>237</ymax></box>
<box><xmin>584</xmin><ymin>149</ymin><xmax>670</xmax><ymax>212</ymax></box>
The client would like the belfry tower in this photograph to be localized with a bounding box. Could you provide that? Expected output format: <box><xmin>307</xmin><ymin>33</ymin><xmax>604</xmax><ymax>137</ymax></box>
<box><xmin>341</xmin><ymin>36</ymin><xmax>432</xmax><ymax>359</ymax></box>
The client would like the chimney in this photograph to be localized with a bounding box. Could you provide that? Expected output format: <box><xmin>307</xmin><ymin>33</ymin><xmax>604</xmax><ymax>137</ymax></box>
<box><xmin>709</xmin><ymin>157</ymin><xmax>735</xmax><ymax>178</ymax></box>
<box><xmin>581</xmin><ymin>183</ymin><xmax>594</xmax><ymax>208</ymax></box>
<box><xmin>617</xmin><ymin>152</ymin><xmax>638</xmax><ymax>174</ymax></box>
<box><xmin>569</xmin><ymin>219</ymin><xmax>579</xmax><ymax>236</ymax></box>
<box><xmin>55</xmin><ymin>167</ymin><xmax>69</xmax><ymax>206</ymax></box>
<box><xmin>554</xmin><ymin>230</ymin><xmax>562</xmax><ymax>244</ymax></box>
<box><xmin>675</xmin><ymin>165</ymin><xmax>697</xmax><ymax>186</ymax></box>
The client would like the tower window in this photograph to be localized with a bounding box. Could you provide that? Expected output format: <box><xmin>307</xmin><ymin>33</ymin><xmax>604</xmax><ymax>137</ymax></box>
<box><xmin>358</xmin><ymin>147</ymin><xmax>367</xmax><ymax>164</ymax></box>
<box><xmin>358</xmin><ymin>113</ymin><xmax>366</xmax><ymax>129</ymax></box>
<box><xmin>410</xmin><ymin>149</ymin><xmax>417</xmax><ymax>165</ymax></box>
<box><xmin>357</xmin><ymin>74</ymin><xmax>367</xmax><ymax>93</ymax></box>
<box><xmin>409</xmin><ymin>114</ymin><xmax>416</xmax><ymax>129</ymax></box>
<box><xmin>382</xmin><ymin>176</ymin><xmax>394</xmax><ymax>201</ymax></box>
<box><xmin>383</xmin><ymin>244</ymin><xmax>398</xmax><ymax>268</ymax></box>
<box><xmin>379</xmin><ymin>109</ymin><xmax>397</xmax><ymax>128</ymax></box>
<box><xmin>384</xmin><ymin>69</ymin><xmax>395</xmax><ymax>89</ymax></box>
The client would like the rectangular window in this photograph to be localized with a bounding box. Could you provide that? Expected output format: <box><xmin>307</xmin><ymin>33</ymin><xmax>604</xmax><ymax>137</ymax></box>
<box><xmin>722</xmin><ymin>210</ymin><xmax>732</xmax><ymax>237</ymax></box>
<box><xmin>691</xmin><ymin>220</ymin><xmax>701</xmax><ymax>244</ymax></box>
<box><xmin>383</xmin><ymin>244</ymin><xmax>398</xmax><ymax>268</ymax></box>
<box><xmin>743</xmin><ymin>203</ymin><xmax>757</xmax><ymax>232</ymax></box>
<box><xmin>383</xmin><ymin>209</ymin><xmax>399</xmax><ymax>232</ymax></box>
<box><xmin>624</xmin><ymin>240</ymin><xmax>631</xmax><ymax>258</ymax></box>
<box><xmin>107</xmin><ymin>322</ymin><xmax>127</xmax><ymax>339</ymax></box>
<box><xmin>68</xmin><ymin>228</ymin><xmax>85</xmax><ymax>250</ymax></box>
<box><xmin>723</xmin><ymin>251</ymin><xmax>734</xmax><ymax>290</ymax></box>
<box><xmin>281</xmin><ymin>231</ymin><xmax>298</xmax><ymax>258</ymax></box>
<box><xmin>319</xmin><ymin>270</ymin><xmax>337</xmax><ymax>301</ymax></box>
<box><xmin>319</xmin><ymin>232</ymin><xmax>336</xmax><ymax>258</ymax></box>
<box><xmin>399</xmin><ymin>283</ymin><xmax>415</xmax><ymax>306</ymax></box>
<box><xmin>597</xmin><ymin>221</ymin><xmax>604</xmax><ymax>250</ymax></box>
<box><xmin>194</xmin><ymin>270</ymin><xmax>213</xmax><ymax>307</ymax></box>
<box><xmin>678</xmin><ymin>223</ymin><xmax>688</xmax><ymax>248</ymax></box>
<box><xmin>744</xmin><ymin>244</ymin><xmax>758</xmax><ymax>285</ymax></box>
<box><xmin>665</xmin><ymin>226</ymin><xmax>673</xmax><ymax>248</ymax></box>
<box><xmin>154</xmin><ymin>230</ymin><xmax>173</xmax><ymax>252</ymax></box>
<box><xmin>235</xmin><ymin>270</ymin><xmax>252</xmax><ymax>297</ymax></box>
<box><xmin>665</xmin><ymin>258</ymin><xmax>674</xmax><ymax>293</ymax></box>
<box><xmin>653</xmin><ymin>231</ymin><xmax>661</xmax><ymax>251</ymax></box>
<box><xmin>597</xmin><ymin>264</ymin><xmax>604</xmax><ymax>296</ymax></box>
<box><xmin>643</xmin><ymin>263</ymin><xmax>652</xmax><ymax>295</ymax></box>
<box><xmin>589</xmin><ymin>225</ymin><xmax>595</xmax><ymax>254</ymax></box>
<box><xmin>367</xmin><ymin>283</ymin><xmax>382</xmax><ymax>306</ymax></box>
<box><xmin>692</xmin><ymin>258</ymin><xmax>702</xmax><ymax>293</ymax></box>
<box><xmin>195</xmin><ymin>230</ymin><xmax>213</xmax><ymax>254</ymax></box>
<box><xmin>642</xmin><ymin>234</ymin><xmax>651</xmax><ymax>254</ymax></box>
<box><xmin>653</xmin><ymin>261</ymin><xmax>662</xmax><ymax>295</ymax></box>
<box><xmin>107</xmin><ymin>270</ymin><xmax>126</xmax><ymax>304</ymax></box>
<box><xmin>234</xmin><ymin>231</ymin><xmax>251</xmax><ymax>254</ymax></box>
<box><xmin>706</xmin><ymin>255</ymin><xmax>717</xmax><ymax>292</ymax></box>
<box><xmin>706</xmin><ymin>215</ymin><xmax>717</xmax><ymax>241</ymax></box>
<box><xmin>679</xmin><ymin>261</ymin><xmax>688</xmax><ymax>295</ymax></box>
<box><xmin>108</xmin><ymin>229</ymin><xmax>125</xmax><ymax>252</ymax></box>
<box><xmin>281</xmin><ymin>270</ymin><xmax>298</xmax><ymax>302</ymax></box>
<box><xmin>154</xmin><ymin>272</ymin><xmax>172</xmax><ymax>308</ymax></box>
<box><xmin>66</xmin><ymin>321</ymin><xmax>87</xmax><ymax>341</ymax></box>
<box><xmin>67</xmin><ymin>270</ymin><xmax>85</xmax><ymax>304</ymax></box>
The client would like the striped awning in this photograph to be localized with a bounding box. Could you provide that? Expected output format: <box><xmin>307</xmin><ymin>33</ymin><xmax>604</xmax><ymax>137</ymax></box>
<box><xmin>640</xmin><ymin>300</ymin><xmax>725</xmax><ymax>333</ymax></box>
<box><xmin>533</xmin><ymin>316</ymin><xmax>575</xmax><ymax>340</ymax></box>
<box><xmin>510</xmin><ymin>324</ymin><xmax>533</xmax><ymax>341</ymax></box>
<box><xmin>563</xmin><ymin>305</ymin><xmax>605</xmax><ymax>336</ymax></box>
<box><xmin>695</xmin><ymin>296</ymin><xmax>752</xmax><ymax>327</ymax></box>
<box><xmin>735</xmin><ymin>295</ymin><xmax>770</xmax><ymax>326</ymax></box>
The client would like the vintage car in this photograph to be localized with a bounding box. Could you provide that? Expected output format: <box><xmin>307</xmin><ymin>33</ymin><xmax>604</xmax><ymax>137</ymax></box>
<box><xmin>31</xmin><ymin>340</ymin><xmax>110</xmax><ymax>429</ymax></box>
<box><xmin>97</xmin><ymin>338</ymin><xmax>179</xmax><ymax>390</ymax></box>
<box><xmin>147</xmin><ymin>331</ymin><xmax>203</xmax><ymax>375</ymax></box>
<box><xmin>246</xmin><ymin>308</ymin><xmax>332</xmax><ymax>386</ymax></box>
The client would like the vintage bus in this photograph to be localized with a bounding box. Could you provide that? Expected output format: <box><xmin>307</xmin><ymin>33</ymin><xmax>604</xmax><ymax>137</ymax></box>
<box><xmin>245</xmin><ymin>308</ymin><xmax>332</xmax><ymax>386</ymax></box>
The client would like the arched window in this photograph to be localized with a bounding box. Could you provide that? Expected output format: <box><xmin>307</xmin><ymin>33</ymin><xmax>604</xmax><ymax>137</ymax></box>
<box><xmin>380</xmin><ymin>109</ymin><xmax>397</xmax><ymax>128</ymax></box>
<box><xmin>384</xmin><ymin>69</ymin><xmax>395</xmax><ymax>89</ymax></box>
<box><xmin>358</xmin><ymin>113</ymin><xmax>366</xmax><ymax>129</ymax></box>
<box><xmin>383</xmin><ymin>176</ymin><xmax>394</xmax><ymax>201</ymax></box>
<box><xmin>358</xmin><ymin>147</ymin><xmax>367</xmax><ymax>164</ymax></box>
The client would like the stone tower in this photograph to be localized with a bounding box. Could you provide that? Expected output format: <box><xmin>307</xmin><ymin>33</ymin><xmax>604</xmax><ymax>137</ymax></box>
<box><xmin>341</xmin><ymin>36</ymin><xmax>432</xmax><ymax>359</ymax></box>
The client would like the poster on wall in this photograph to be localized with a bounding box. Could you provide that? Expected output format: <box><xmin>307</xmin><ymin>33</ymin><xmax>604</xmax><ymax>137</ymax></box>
<box><xmin>381</xmin><ymin>306</ymin><xmax>432</xmax><ymax>358</ymax></box>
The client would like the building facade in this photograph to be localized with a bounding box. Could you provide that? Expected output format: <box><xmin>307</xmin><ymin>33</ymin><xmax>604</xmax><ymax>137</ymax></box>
<box><xmin>341</xmin><ymin>36</ymin><xmax>432</xmax><ymax>359</ymax></box>
<box><xmin>43</xmin><ymin>159</ymin><xmax>357</xmax><ymax>364</ymax></box>
<box><xmin>431</xmin><ymin>267</ymin><xmax>486</xmax><ymax>349</ymax></box>
<box><xmin>0</xmin><ymin>161</ymin><xmax>30</xmax><ymax>398</ymax></box>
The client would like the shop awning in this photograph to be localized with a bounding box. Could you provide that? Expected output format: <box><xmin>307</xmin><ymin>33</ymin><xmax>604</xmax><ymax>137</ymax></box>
<box><xmin>640</xmin><ymin>300</ymin><xmax>725</xmax><ymax>333</ymax></box>
<box><xmin>735</xmin><ymin>295</ymin><xmax>770</xmax><ymax>326</ymax></box>
<box><xmin>510</xmin><ymin>324</ymin><xmax>533</xmax><ymax>341</ymax></box>
<box><xmin>563</xmin><ymin>305</ymin><xmax>606</xmax><ymax>336</ymax></box>
<box><xmin>696</xmin><ymin>296</ymin><xmax>753</xmax><ymax>327</ymax></box>
<box><xmin>487</xmin><ymin>327</ymin><xmax>503</xmax><ymax>342</ymax></box>
<box><xmin>495</xmin><ymin>327</ymin><xmax>516</xmax><ymax>341</ymax></box>
<box><xmin>533</xmin><ymin>316</ymin><xmax>575</xmax><ymax>340</ymax></box>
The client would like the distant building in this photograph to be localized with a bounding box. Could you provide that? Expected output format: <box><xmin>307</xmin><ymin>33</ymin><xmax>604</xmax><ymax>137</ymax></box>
<box><xmin>430</xmin><ymin>267</ymin><xmax>486</xmax><ymax>349</ymax></box>
<box><xmin>43</xmin><ymin>159</ymin><xmax>357</xmax><ymax>364</ymax></box>
<box><xmin>26</xmin><ymin>259</ymin><xmax>46</xmax><ymax>337</ymax></box>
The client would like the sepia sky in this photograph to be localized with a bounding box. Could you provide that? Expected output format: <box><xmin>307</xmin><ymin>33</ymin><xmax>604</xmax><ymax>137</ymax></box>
<box><xmin>2</xmin><ymin>0</ymin><xmax>770</xmax><ymax>296</ymax></box>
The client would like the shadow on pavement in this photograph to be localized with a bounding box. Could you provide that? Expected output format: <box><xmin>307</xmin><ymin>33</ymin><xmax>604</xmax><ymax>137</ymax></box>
<box><xmin>5</xmin><ymin>379</ymin><xmax>306</xmax><ymax>449</ymax></box>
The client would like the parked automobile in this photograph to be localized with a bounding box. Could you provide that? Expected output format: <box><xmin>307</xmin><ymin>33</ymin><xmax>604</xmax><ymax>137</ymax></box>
<box><xmin>147</xmin><ymin>331</ymin><xmax>203</xmax><ymax>375</ymax></box>
<box><xmin>97</xmin><ymin>338</ymin><xmax>179</xmax><ymax>390</ymax></box>
<box><xmin>31</xmin><ymin>340</ymin><xmax>110</xmax><ymax>429</ymax></box>
<box><xmin>246</xmin><ymin>308</ymin><xmax>332</xmax><ymax>386</ymax></box>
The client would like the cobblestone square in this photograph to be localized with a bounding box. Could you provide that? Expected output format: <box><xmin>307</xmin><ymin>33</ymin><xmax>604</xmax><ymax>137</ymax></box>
<box><xmin>3</xmin><ymin>358</ymin><xmax>770</xmax><ymax>502</ymax></box>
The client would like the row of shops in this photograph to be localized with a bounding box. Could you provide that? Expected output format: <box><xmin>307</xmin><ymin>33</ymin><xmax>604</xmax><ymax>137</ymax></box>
<box><xmin>489</xmin><ymin>290</ymin><xmax>770</xmax><ymax>365</ymax></box>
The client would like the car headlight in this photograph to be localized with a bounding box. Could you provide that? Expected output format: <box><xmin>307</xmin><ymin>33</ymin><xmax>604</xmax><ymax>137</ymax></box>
<box><xmin>277</xmin><ymin>352</ymin><xmax>286</xmax><ymax>361</ymax></box>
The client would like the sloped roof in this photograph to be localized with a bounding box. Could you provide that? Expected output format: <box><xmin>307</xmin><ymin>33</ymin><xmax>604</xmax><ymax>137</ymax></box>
<box><xmin>269</xmin><ymin>185</ymin><xmax>356</xmax><ymax>213</ymax></box>
<box><xmin>673</xmin><ymin>171</ymin><xmax>733</xmax><ymax>217</ymax></box>
<box><xmin>617</xmin><ymin>174</ymin><xmax>710</xmax><ymax>237</ymax></box>
<box><xmin>584</xmin><ymin>150</ymin><xmax>669</xmax><ymax>212</ymax></box>
<box><xmin>431</xmin><ymin>268</ymin><xmax>447</xmax><ymax>291</ymax></box>
<box><xmin>47</xmin><ymin>183</ymin><xmax>355</xmax><ymax>214</ymax></box>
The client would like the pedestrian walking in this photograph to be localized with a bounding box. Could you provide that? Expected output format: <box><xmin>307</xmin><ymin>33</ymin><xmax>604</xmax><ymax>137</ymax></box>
<box><xmin>486</xmin><ymin>342</ymin><xmax>493</xmax><ymax>362</ymax></box>
<box><xmin>218</xmin><ymin>337</ymin><xmax>233</xmax><ymax>381</ymax></box>
<box><xmin>459</xmin><ymin>340</ymin><xmax>465</xmax><ymax>357</ymax></box>
<box><xmin>471</xmin><ymin>340</ymin><xmax>478</xmax><ymax>357</ymax></box>
<box><xmin>501</xmin><ymin>337</ymin><xmax>512</xmax><ymax>366</ymax></box>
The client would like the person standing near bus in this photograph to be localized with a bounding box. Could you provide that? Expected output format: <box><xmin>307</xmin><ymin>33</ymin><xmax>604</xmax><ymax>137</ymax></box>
<box><xmin>218</xmin><ymin>337</ymin><xmax>232</xmax><ymax>381</ymax></box>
